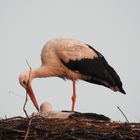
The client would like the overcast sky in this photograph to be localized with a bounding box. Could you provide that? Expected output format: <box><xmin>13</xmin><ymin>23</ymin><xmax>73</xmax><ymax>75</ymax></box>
<box><xmin>0</xmin><ymin>0</ymin><xmax>140</xmax><ymax>122</ymax></box>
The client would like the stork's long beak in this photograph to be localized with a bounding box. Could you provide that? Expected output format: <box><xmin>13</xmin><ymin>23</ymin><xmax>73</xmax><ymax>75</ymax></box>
<box><xmin>27</xmin><ymin>85</ymin><xmax>39</xmax><ymax>112</ymax></box>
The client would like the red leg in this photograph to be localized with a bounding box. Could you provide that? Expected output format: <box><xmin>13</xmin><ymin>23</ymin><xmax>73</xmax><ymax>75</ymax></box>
<box><xmin>71</xmin><ymin>80</ymin><xmax>76</xmax><ymax>112</ymax></box>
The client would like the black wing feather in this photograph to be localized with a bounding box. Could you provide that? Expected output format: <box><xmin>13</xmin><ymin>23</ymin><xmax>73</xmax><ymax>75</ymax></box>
<box><xmin>85</xmin><ymin>44</ymin><xmax>126</xmax><ymax>94</ymax></box>
<box><xmin>62</xmin><ymin>57</ymin><xmax>116</xmax><ymax>85</ymax></box>
<box><xmin>61</xmin><ymin>44</ymin><xmax>126</xmax><ymax>94</ymax></box>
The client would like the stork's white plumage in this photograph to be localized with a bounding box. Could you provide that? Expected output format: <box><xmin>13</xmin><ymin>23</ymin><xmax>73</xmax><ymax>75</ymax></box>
<box><xmin>19</xmin><ymin>38</ymin><xmax>126</xmax><ymax>112</ymax></box>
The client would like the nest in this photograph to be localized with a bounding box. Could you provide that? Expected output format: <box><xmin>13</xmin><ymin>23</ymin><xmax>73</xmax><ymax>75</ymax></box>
<box><xmin>0</xmin><ymin>112</ymin><xmax>140</xmax><ymax>140</ymax></box>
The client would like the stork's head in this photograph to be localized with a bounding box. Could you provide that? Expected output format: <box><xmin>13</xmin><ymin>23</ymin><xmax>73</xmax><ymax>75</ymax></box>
<box><xmin>19</xmin><ymin>70</ymin><xmax>39</xmax><ymax>112</ymax></box>
<box><xmin>19</xmin><ymin>71</ymin><xmax>31</xmax><ymax>88</ymax></box>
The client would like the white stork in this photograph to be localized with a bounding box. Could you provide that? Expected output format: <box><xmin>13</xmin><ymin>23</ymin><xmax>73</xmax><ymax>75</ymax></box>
<box><xmin>19</xmin><ymin>38</ymin><xmax>126</xmax><ymax>112</ymax></box>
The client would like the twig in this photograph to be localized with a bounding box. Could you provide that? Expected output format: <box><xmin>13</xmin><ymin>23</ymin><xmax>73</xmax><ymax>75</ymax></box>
<box><xmin>26</xmin><ymin>59</ymin><xmax>32</xmax><ymax>69</ymax></box>
<box><xmin>0</xmin><ymin>127</ymin><xmax>26</xmax><ymax>133</ymax></box>
<box><xmin>23</xmin><ymin>60</ymin><xmax>32</xmax><ymax>119</ymax></box>
<box><xmin>23</xmin><ymin>91</ymin><xmax>29</xmax><ymax>119</ymax></box>
<box><xmin>117</xmin><ymin>106</ymin><xmax>129</xmax><ymax>123</ymax></box>
<box><xmin>2</xmin><ymin>116</ymin><xmax>25</xmax><ymax>122</ymax></box>
<box><xmin>24</xmin><ymin>118</ymin><xmax>33</xmax><ymax>140</ymax></box>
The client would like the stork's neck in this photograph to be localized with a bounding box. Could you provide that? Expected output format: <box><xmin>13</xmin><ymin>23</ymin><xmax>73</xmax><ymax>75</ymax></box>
<box><xmin>30</xmin><ymin>67</ymin><xmax>45</xmax><ymax>79</ymax></box>
<box><xmin>31</xmin><ymin>66</ymin><xmax>53</xmax><ymax>79</ymax></box>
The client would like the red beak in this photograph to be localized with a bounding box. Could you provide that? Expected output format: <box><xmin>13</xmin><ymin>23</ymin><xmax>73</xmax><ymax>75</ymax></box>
<box><xmin>27</xmin><ymin>85</ymin><xmax>39</xmax><ymax>112</ymax></box>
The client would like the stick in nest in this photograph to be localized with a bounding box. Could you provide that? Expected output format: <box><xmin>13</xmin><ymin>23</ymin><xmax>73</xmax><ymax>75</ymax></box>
<box><xmin>117</xmin><ymin>106</ymin><xmax>129</xmax><ymax>123</ymax></box>
<box><xmin>23</xmin><ymin>60</ymin><xmax>32</xmax><ymax>119</ymax></box>
<box><xmin>24</xmin><ymin>117</ymin><xmax>33</xmax><ymax>140</ymax></box>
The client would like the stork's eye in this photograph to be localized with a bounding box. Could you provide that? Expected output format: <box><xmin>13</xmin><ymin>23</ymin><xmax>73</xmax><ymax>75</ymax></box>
<box><xmin>23</xmin><ymin>80</ymin><xmax>26</xmax><ymax>86</ymax></box>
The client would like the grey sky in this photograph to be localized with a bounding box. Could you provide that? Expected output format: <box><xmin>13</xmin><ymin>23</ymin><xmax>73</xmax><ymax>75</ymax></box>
<box><xmin>0</xmin><ymin>0</ymin><xmax>140</xmax><ymax>122</ymax></box>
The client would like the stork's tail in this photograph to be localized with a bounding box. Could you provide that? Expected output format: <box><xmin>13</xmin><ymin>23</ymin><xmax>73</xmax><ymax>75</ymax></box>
<box><xmin>105</xmin><ymin>64</ymin><xmax>126</xmax><ymax>95</ymax></box>
<box><xmin>119</xmin><ymin>87</ymin><xmax>126</xmax><ymax>94</ymax></box>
